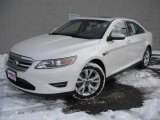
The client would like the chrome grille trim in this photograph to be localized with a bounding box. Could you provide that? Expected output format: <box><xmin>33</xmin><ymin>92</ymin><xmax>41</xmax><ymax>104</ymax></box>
<box><xmin>7</xmin><ymin>52</ymin><xmax>34</xmax><ymax>72</ymax></box>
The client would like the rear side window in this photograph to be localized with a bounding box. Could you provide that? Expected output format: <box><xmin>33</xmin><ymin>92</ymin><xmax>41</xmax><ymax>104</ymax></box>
<box><xmin>126</xmin><ymin>21</ymin><xmax>145</xmax><ymax>36</ymax></box>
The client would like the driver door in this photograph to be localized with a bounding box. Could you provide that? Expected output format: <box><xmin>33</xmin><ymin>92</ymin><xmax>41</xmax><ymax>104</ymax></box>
<box><xmin>103</xmin><ymin>21</ymin><xmax>131</xmax><ymax>76</ymax></box>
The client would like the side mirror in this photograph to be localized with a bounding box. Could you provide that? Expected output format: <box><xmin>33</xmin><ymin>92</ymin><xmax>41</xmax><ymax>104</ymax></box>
<box><xmin>107</xmin><ymin>32</ymin><xmax>125</xmax><ymax>41</ymax></box>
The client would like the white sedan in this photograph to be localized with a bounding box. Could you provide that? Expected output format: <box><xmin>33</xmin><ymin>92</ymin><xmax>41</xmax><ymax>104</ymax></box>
<box><xmin>6</xmin><ymin>17</ymin><xmax>152</xmax><ymax>100</ymax></box>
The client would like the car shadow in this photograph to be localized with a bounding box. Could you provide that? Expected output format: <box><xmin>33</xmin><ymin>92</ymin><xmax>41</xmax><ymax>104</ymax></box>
<box><xmin>63</xmin><ymin>77</ymin><xmax>143</xmax><ymax>114</ymax></box>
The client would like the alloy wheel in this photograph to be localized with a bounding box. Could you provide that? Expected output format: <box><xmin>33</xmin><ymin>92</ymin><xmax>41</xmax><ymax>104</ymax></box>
<box><xmin>75</xmin><ymin>69</ymin><xmax>101</xmax><ymax>96</ymax></box>
<box><xmin>143</xmin><ymin>49</ymin><xmax>151</xmax><ymax>67</ymax></box>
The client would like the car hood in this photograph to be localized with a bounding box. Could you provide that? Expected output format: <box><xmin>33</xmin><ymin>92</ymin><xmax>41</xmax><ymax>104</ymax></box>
<box><xmin>11</xmin><ymin>34</ymin><xmax>99</xmax><ymax>60</ymax></box>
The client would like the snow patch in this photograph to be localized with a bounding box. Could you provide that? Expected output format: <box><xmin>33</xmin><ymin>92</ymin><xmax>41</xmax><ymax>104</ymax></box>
<box><xmin>1</xmin><ymin>96</ymin><xmax>43</xmax><ymax>112</ymax></box>
<box><xmin>3</xmin><ymin>108</ymin><xmax>97</xmax><ymax>120</ymax></box>
<box><xmin>3</xmin><ymin>84</ymin><xmax>24</xmax><ymax>95</ymax></box>
<box><xmin>96</xmin><ymin>110</ymin><xmax>142</xmax><ymax>120</ymax></box>
<box><xmin>116</xmin><ymin>69</ymin><xmax>160</xmax><ymax>88</ymax></box>
<box><xmin>0</xmin><ymin>54</ymin><xmax>8</xmax><ymax>79</ymax></box>
<box><xmin>96</xmin><ymin>99</ymin><xmax>160</xmax><ymax>120</ymax></box>
<box><xmin>131</xmin><ymin>99</ymin><xmax>160</xmax><ymax>120</ymax></box>
<box><xmin>145</xmin><ymin>89</ymin><xmax>160</xmax><ymax>99</ymax></box>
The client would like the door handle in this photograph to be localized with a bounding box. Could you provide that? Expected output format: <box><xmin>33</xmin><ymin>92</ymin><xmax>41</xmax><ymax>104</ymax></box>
<box><xmin>103</xmin><ymin>51</ymin><xmax>109</xmax><ymax>56</ymax></box>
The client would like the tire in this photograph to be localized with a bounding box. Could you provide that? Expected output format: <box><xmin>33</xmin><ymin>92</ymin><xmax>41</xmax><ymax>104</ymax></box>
<box><xmin>138</xmin><ymin>47</ymin><xmax>151</xmax><ymax>69</ymax></box>
<box><xmin>73</xmin><ymin>63</ymin><xmax>105</xmax><ymax>100</ymax></box>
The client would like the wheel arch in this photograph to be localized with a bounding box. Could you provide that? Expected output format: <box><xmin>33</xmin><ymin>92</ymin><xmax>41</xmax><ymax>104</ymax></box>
<box><xmin>147</xmin><ymin>45</ymin><xmax>152</xmax><ymax>54</ymax></box>
<box><xmin>89</xmin><ymin>59</ymin><xmax>106</xmax><ymax>75</ymax></box>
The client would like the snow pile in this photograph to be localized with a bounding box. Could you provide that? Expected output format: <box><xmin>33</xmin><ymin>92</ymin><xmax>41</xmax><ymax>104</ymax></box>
<box><xmin>97</xmin><ymin>110</ymin><xmax>142</xmax><ymax>120</ymax></box>
<box><xmin>3</xmin><ymin>99</ymin><xmax>160</xmax><ymax>120</ymax></box>
<box><xmin>148</xmin><ymin>89</ymin><xmax>160</xmax><ymax>99</ymax></box>
<box><xmin>116</xmin><ymin>69</ymin><xmax>160</xmax><ymax>88</ymax></box>
<box><xmin>95</xmin><ymin>98</ymin><xmax>160</xmax><ymax>120</ymax></box>
<box><xmin>115</xmin><ymin>68</ymin><xmax>160</xmax><ymax>120</ymax></box>
<box><xmin>1</xmin><ymin>96</ymin><xmax>43</xmax><ymax>112</ymax></box>
<box><xmin>0</xmin><ymin>54</ymin><xmax>8</xmax><ymax>79</ymax></box>
<box><xmin>131</xmin><ymin>99</ymin><xmax>160</xmax><ymax>120</ymax></box>
<box><xmin>2</xmin><ymin>85</ymin><xmax>23</xmax><ymax>96</ymax></box>
<box><xmin>3</xmin><ymin>108</ymin><xmax>97</xmax><ymax>120</ymax></box>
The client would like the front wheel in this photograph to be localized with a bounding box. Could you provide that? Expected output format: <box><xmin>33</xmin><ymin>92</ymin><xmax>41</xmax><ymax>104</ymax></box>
<box><xmin>73</xmin><ymin>63</ymin><xmax>105</xmax><ymax>100</ymax></box>
<box><xmin>138</xmin><ymin>47</ymin><xmax>151</xmax><ymax>69</ymax></box>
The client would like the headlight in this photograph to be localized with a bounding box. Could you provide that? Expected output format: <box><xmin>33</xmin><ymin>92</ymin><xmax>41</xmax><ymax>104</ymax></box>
<box><xmin>35</xmin><ymin>56</ymin><xmax>77</xmax><ymax>69</ymax></box>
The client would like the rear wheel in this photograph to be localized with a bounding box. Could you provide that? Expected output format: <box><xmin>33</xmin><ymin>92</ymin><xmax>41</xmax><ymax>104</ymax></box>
<box><xmin>138</xmin><ymin>47</ymin><xmax>151</xmax><ymax>69</ymax></box>
<box><xmin>73</xmin><ymin>63</ymin><xmax>105</xmax><ymax>100</ymax></box>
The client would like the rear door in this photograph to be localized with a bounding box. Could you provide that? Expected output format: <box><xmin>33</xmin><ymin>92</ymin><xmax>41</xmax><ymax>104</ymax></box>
<box><xmin>125</xmin><ymin>21</ymin><xmax>146</xmax><ymax>62</ymax></box>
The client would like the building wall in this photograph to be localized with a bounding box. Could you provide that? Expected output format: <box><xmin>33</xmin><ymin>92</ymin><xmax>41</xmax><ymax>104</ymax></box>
<box><xmin>0</xmin><ymin>0</ymin><xmax>160</xmax><ymax>53</ymax></box>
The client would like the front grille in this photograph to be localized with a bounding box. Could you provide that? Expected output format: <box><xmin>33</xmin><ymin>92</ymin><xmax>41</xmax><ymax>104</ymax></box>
<box><xmin>7</xmin><ymin>52</ymin><xmax>34</xmax><ymax>72</ymax></box>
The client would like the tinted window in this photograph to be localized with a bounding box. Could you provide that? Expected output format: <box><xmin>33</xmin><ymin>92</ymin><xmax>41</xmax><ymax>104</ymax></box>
<box><xmin>126</xmin><ymin>21</ymin><xmax>145</xmax><ymax>36</ymax></box>
<box><xmin>111</xmin><ymin>22</ymin><xmax>127</xmax><ymax>37</ymax></box>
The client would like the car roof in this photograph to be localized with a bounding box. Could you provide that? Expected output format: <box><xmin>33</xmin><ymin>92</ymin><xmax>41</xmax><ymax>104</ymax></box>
<box><xmin>77</xmin><ymin>17</ymin><xmax>135</xmax><ymax>22</ymax></box>
<box><xmin>77</xmin><ymin>17</ymin><xmax>116</xmax><ymax>21</ymax></box>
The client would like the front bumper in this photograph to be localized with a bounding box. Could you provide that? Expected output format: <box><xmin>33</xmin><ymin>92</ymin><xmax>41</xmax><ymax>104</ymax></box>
<box><xmin>6</xmin><ymin>61</ymin><xmax>80</xmax><ymax>94</ymax></box>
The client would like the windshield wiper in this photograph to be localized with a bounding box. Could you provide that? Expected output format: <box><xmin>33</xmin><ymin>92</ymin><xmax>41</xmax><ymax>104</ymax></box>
<box><xmin>49</xmin><ymin>32</ymin><xmax>68</xmax><ymax>36</ymax></box>
<box><xmin>49</xmin><ymin>32</ymin><xmax>76</xmax><ymax>37</ymax></box>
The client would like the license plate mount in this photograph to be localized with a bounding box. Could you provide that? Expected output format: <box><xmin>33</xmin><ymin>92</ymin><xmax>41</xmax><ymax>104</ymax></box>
<box><xmin>7</xmin><ymin>69</ymin><xmax>17</xmax><ymax>81</ymax></box>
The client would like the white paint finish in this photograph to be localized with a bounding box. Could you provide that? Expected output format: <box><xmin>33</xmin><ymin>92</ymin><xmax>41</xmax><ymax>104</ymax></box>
<box><xmin>101</xmin><ymin>39</ymin><xmax>130</xmax><ymax>75</ymax></box>
<box><xmin>11</xmin><ymin>34</ymin><xmax>99</xmax><ymax>60</ymax></box>
<box><xmin>6</xmin><ymin>18</ymin><xmax>152</xmax><ymax>94</ymax></box>
<box><xmin>126</xmin><ymin>34</ymin><xmax>146</xmax><ymax>62</ymax></box>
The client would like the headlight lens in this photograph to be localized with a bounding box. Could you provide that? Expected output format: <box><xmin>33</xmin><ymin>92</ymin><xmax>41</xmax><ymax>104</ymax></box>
<box><xmin>35</xmin><ymin>56</ymin><xmax>77</xmax><ymax>69</ymax></box>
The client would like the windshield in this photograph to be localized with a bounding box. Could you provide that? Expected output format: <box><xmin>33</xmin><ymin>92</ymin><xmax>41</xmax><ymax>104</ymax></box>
<box><xmin>50</xmin><ymin>19</ymin><xmax>111</xmax><ymax>39</ymax></box>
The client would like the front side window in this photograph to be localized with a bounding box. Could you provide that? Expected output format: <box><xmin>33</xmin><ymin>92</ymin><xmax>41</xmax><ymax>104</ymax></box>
<box><xmin>50</xmin><ymin>20</ymin><xmax>111</xmax><ymax>39</ymax></box>
<box><xmin>126</xmin><ymin>21</ymin><xmax>145</xmax><ymax>36</ymax></box>
<box><xmin>111</xmin><ymin>22</ymin><xmax>128</xmax><ymax>37</ymax></box>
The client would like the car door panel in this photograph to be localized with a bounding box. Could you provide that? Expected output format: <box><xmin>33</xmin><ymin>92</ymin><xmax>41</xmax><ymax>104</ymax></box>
<box><xmin>126</xmin><ymin>21</ymin><xmax>147</xmax><ymax>62</ymax></box>
<box><xmin>126</xmin><ymin>35</ymin><xmax>145</xmax><ymax>61</ymax></box>
<box><xmin>102</xmin><ymin>21</ymin><xmax>132</xmax><ymax>76</ymax></box>
<box><xmin>103</xmin><ymin>39</ymin><xmax>131</xmax><ymax>76</ymax></box>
